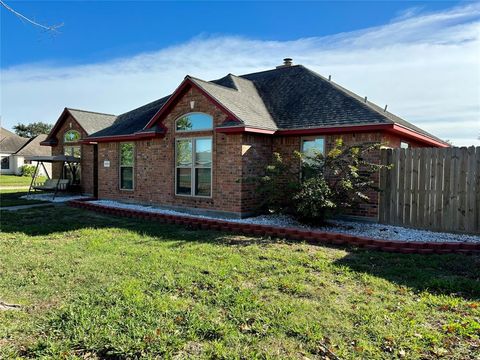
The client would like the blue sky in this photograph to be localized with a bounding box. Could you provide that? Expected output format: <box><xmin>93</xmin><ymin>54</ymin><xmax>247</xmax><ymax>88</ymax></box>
<box><xmin>2</xmin><ymin>1</ymin><xmax>460</xmax><ymax>68</ymax></box>
<box><xmin>1</xmin><ymin>1</ymin><xmax>479</xmax><ymax>145</ymax></box>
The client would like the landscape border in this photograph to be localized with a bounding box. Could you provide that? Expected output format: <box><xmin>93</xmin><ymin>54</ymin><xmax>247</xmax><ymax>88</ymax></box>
<box><xmin>68</xmin><ymin>199</ymin><xmax>480</xmax><ymax>254</ymax></box>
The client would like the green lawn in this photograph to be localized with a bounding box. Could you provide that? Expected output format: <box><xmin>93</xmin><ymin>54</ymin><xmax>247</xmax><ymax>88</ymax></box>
<box><xmin>0</xmin><ymin>189</ymin><xmax>46</xmax><ymax>207</ymax></box>
<box><xmin>1</xmin><ymin>207</ymin><xmax>479</xmax><ymax>359</ymax></box>
<box><xmin>0</xmin><ymin>174</ymin><xmax>46</xmax><ymax>187</ymax></box>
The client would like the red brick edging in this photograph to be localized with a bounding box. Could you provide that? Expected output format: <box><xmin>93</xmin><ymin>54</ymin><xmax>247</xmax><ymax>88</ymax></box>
<box><xmin>68</xmin><ymin>199</ymin><xmax>480</xmax><ymax>255</ymax></box>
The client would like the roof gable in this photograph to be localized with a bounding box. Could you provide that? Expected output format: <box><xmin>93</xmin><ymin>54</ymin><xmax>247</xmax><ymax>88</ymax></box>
<box><xmin>67</xmin><ymin>109</ymin><xmax>117</xmax><ymax>135</ymax></box>
<box><xmin>83</xmin><ymin>63</ymin><xmax>447</xmax><ymax>146</ymax></box>
<box><xmin>189</xmin><ymin>75</ymin><xmax>277</xmax><ymax>130</ymax></box>
<box><xmin>43</xmin><ymin>108</ymin><xmax>117</xmax><ymax>145</ymax></box>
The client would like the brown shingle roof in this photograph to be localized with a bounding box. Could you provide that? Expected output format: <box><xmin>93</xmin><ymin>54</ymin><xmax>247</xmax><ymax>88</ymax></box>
<box><xmin>66</xmin><ymin>108</ymin><xmax>117</xmax><ymax>135</ymax></box>
<box><xmin>0</xmin><ymin>127</ymin><xmax>30</xmax><ymax>153</ymax></box>
<box><xmin>16</xmin><ymin>134</ymin><xmax>51</xmax><ymax>156</ymax></box>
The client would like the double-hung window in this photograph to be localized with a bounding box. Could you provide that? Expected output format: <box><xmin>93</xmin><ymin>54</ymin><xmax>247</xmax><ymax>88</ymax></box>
<box><xmin>301</xmin><ymin>137</ymin><xmax>325</xmax><ymax>179</ymax></box>
<box><xmin>174</xmin><ymin>113</ymin><xmax>213</xmax><ymax>197</ymax></box>
<box><xmin>176</xmin><ymin>138</ymin><xmax>212</xmax><ymax>197</ymax></box>
<box><xmin>64</xmin><ymin>130</ymin><xmax>81</xmax><ymax>159</ymax></box>
<box><xmin>64</xmin><ymin>145</ymin><xmax>81</xmax><ymax>158</ymax></box>
<box><xmin>120</xmin><ymin>142</ymin><xmax>134</xmax><ymax>190</ymax></box>
<box><xmin>301</xmin><ymin>137</ymin><xmax>325</xmax><ymax>160</ymax></box>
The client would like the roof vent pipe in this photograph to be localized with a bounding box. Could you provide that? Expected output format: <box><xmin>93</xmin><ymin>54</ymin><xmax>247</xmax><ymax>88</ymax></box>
<box><xmin>328</xmin><ymin>75</ymin><xmax>332</xmax><ymax>81</ymax></box>
<box><xmin>384</xmin><ymin>105</ymin><xmax>388</xmax><ymax>112</ymax></box>
<box><xmin>364</xmin><ymin>96</ymin><xmax>368</xmax><ymax>103</ymax></box>
<box><xmin>277</xmin><ymin>58</ymin><xmax>293</xmax><ymax>68</ymax></box>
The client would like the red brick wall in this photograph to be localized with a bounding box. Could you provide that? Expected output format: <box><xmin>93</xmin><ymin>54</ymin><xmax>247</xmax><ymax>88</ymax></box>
<box><xmin>50</xmin><ymin>115</ymin><xmax>94</xmax><ymax>194</ymax></box>
<box><xmin>94</xmin><ymin>87</ymin><xmax>435</xmax><ymax>219</ymax></box>
<box><xmin>240</xmin><ymin>134</ymin><xmax>273</xmax><ymax>213</ymax></box>
<box><xmin>97</xmin><ymin>86</ymin><xmax>244</xmax><ymax>216</ymax></box>
<box><xmin>80</xmin><ymin>145</ymin><xmax>94</xmax><ymax>195</ymax></box>
<box><xmin>268</xmin><ymin>132</ymin><xmax>384</xmax><ymax>219</ymax></box>
<box><xmin>382</xmin><ymin>133</ymin><xmax>426</xmax><ymax>148</ymax></box>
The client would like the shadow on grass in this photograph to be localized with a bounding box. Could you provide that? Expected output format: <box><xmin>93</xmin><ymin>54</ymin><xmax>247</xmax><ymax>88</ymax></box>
<box><xmin>2</xmin><ymin>205</ymin><xmax>479</xmax><ymax>300</ymax></box>
<box><xmin>334</xmin><ymin>251</ymin><xmax>480</xmax><ymax>300</ymax></box>
<box><xmin>0</xmin><ymin>190</ymin><xmax>45</xmax><ymax>207</ymax></box>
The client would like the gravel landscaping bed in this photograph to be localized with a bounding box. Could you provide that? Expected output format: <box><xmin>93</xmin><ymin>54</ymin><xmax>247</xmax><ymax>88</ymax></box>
<box><xmin>21</xmin><ymin>194</ymin><xmax>90</xmax><ymax>203</ymax></box>
<box><xmin>91</xmin><ymin>200</ymin><xmax>480</xmax><ymax>244</ymax></box>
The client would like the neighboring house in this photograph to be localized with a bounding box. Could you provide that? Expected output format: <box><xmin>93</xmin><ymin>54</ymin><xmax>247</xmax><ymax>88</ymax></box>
<box><xmin>42</xmin><ymin>60</ymin><xmax>448</xmax><ymax>219</ymax></box>
<box><xmin>0</xmin><ymin>128</ymin><xmax>52</xmax><ymax>175</ymax></box>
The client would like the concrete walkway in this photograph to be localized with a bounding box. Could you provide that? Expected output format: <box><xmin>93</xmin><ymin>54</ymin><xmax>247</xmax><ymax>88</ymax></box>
<box><xmin>1</xmin><ymin>203</ymin><xmax>60</xmax><ymax>211</ymax></box>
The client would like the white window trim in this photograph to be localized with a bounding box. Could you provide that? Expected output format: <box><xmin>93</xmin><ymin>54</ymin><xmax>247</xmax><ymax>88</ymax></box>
<box><xmin>119</xmin><ymin>142</ymin><xmax>135</xmax><ymax>191</ymax></box>
<box><xmin>174</xmin><ymin>137</ymin><xmax>213</xmax><ymax>198</ymax></box>
<box><xmin>175</xmin><ymin>112</ymin><xmax>214</xmax><ymax>133</ymax></box>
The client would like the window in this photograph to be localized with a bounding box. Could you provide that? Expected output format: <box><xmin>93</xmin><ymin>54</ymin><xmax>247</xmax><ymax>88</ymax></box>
<box><xmin>64</xmin><ymin>145</ymin><xmax>81</xmax><ymax>158</ymax></box>
<box><xmin>175</xmin><ymin>138</ymin><xmax>212</xmax><ymax>197</ymax></box>
<box><xmin>120</xmin><ymin>143</ymin><xmax>134</xmax><ymax>190</ymax></box>
<box><xmin>301</xmin><ymin>137</ymin><xmax>325</xmax><ymax>179</ymax></box>
<box><xmin>301</xmin><ymin>137</ymin><xmax>325</xmax><ymax>159</ymax></box>
<box><xmin>176</xmin><ymin>113</ymin><xmax>213</xmax><ymax>132</ymax></box>
<box><xmin>1</xmin><ymin>156</ymin><xmax>10</xmax><ymax>170</ymax></box>
<box><xmin>400</xmin><ymin>141</ymin><xmax>409</xmax><ymax>149</ymax></box>
<box><xmin>64</xmin><ymin>130</ymin><xmax>80</xmax><ymax>142</ymax></box>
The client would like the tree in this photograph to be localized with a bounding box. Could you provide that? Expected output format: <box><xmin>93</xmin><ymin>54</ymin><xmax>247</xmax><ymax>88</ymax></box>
<box><xmin>256</xmin><ymin>139</ymin><xmax>390</xmax><ymax>224</ymax></box>
<box><xmin>13</xmin><ymin>122</ymin><xmax>53</xmax><ymax>138</ymax></box>
<box><xmin>0</xmin><ymin>0</ymin><xmax>63</xmax><ymax>32</ymax></box>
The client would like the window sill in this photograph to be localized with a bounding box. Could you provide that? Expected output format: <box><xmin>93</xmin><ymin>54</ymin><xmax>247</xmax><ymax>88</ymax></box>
<box><xmin>174</xmin><ymin>194</ymin><xmax>212</xmax><ymax>200</ymax></box>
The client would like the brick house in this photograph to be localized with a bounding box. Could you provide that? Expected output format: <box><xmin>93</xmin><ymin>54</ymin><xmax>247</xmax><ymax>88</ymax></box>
<box><xmin>42</xmin><ymin>60</ymin><xmax>448</xmax><ymax>219</ymax></box>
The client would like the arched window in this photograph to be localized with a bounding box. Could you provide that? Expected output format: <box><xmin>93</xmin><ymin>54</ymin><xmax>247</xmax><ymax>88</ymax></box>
<box><xmin>64</xmin><ymin>130</ymin><xmax>80</xmax><ymax>142</ymax></box>
<box><xmin>176</xmin><ymin>113</ymin><xmax>213</xmax><ymax>132</ymax></box>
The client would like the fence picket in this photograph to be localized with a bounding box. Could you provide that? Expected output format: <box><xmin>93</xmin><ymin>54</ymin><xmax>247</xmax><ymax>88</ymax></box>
<box><xmin>398</xmin><ymin>149</ymin><xmax>406</xmax><ymax>225</ymax></box>
<box><xmin>389</xmin><ymin>149</ymin><xmax>399</xmax><ymax>224</ymax></box>
<box><xmin>466</xmin><ymin>146</ymin><xmax>476</xmax><ymax>233</ymax></box>
<box><xmin>434</xmin><ymin>149</ymin><xmax>444</xmax><ymax>230</ymax></box>
<box><xmin>418</xmin><ymin>149</ymin><xmax>427</xmax><ymax>228</ymax></box>
<box><xmin>442</xmin><ymin>148</ymin><xmax>452</xmax><ymax>231</ymax></box>
<box><xmin>404</xmin><ymin>148</ymin><xmax>412</xmax><ymax>225</ymax></box>
<box><xmin>411</xmin><ymin>148</ymin><xmax>419</xmax><ymax>227</ymax></box>
<box><xmin>379</xmin><ymin>146</ymin><xmax>479</xmax><ymax>234</ymax></box>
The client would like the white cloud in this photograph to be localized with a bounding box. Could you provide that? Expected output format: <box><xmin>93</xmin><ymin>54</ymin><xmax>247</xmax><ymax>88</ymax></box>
<box><xmin>1</xmin><ymin>4</ymin><xmax>479</xmax><ymax>146</ymax></box>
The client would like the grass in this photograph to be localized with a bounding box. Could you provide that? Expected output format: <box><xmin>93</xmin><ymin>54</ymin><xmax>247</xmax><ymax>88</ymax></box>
<box><xmin>0</xmin><ymin>189</ymin><xmax>46</xmax><ymax>207</ymax></box>
<box><xmin>0</xmin><ymin>206</ymin><xmax>479</xmax><ymax>359</ymax></box>
<box><xmin>0</xmin><ymin>174</ymin><xmax>46</xmax><ymax>187</ymax></box>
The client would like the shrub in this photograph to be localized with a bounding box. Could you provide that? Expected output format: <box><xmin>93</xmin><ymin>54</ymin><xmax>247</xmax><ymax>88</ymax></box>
<box><xmin>293</xmin><ymin>176</ymin><xmax>335</xmax><ymax>223</ymax></box>
<box><xmin>256</xmin><ymin>139</ymin><xmax>388</xmax><ymax>223</ymax></box>
<box><xmin>20</xmin><ymin>164</ymin><xmax>36</xmax><ymax>177</ymax></box>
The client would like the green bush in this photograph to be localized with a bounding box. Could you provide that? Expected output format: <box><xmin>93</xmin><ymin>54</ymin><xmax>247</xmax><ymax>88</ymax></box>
<box><xmin>20</xmin><ymin>164</ymin><xmax>36</xmax><ymax>177</ymax></box>
<box><xmin>256</xmin><ymin>139</ymin><xmax>388</xmax><ymax>223</ymax></box>
<box><xmin>293</xmin><ymin>176</ymin><xmax>335</xmax><ymax>223</ymax></box>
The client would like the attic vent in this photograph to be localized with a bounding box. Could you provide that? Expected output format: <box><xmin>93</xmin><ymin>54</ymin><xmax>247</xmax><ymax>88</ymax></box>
<box><xmin>276</xmin><ymin>58</ymin><xmax>293</xmax><ymax>68</ymax></box>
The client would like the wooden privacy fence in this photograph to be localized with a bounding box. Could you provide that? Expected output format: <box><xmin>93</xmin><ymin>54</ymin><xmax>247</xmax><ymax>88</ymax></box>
<box><xmin>379</xmin><ymin>146</ymin><xmax>480</xmax><ymax>234</ymax></box>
